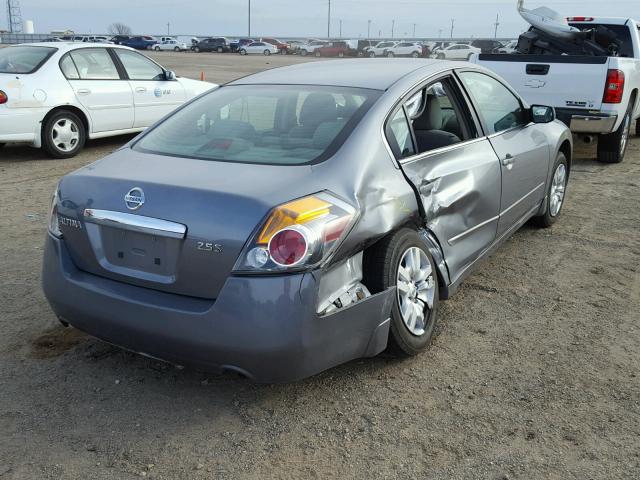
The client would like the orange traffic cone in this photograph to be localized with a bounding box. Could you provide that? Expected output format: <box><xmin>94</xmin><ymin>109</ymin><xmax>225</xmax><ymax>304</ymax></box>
<box><xmin>200</xmin><ymin>71</ymin><xmax>206</xmax><ymax>81</ymax></box>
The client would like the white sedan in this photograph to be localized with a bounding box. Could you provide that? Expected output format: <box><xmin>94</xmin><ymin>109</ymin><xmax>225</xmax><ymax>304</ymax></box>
<box><xmin>238</xmin><ymin>42</ymin><xmax>279</xmax><ymax>56</ymax></box>
<box><xmin>153</xmin><ymin>39</ymin><xmax>189</xmax><ymax>52</ymax></box>
<box><xmin>434</xmin><ymin>43</ymin><xmax>481</xmax><ymax>60</ymax></box>
<box><xmin>0</xmin><ymin>43</ymin><xmax>216</xmax><ymax>158</ymax></box>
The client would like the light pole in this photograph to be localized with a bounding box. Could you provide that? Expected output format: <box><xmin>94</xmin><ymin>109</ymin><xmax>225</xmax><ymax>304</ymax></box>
<box><xmin>450</xmin><ymin>18</ymin><xmax>455</xmax><ymax>39</ymax></box>
<box><xmin>493</xmin><ymin>13</ymin><xmax>500</xmax><ymax>38</ymax></box>
<box><xmin>391</xmin><ymin>19</ymin><xmax>395</xmax><ymax>39</ymax></box>
<box><xmin>167</xmin><ymin>22</ymin><xmax>170</xmax><ymax>35</ymax></box>
<box><xmin>327</xmin><ymin>0</ymin><xmax>331</xmax><ymax>39</ymax></box>
<box><xmin>339</xmin><ymin>19</ymin><xmax>342</xmax><ymax>38</ymax></box>
<box><xmin>248</xmin><ymin>0</ymin><xmax>251</xmax><ymax>37</ymax></box>
<box><xmin>412</xmin><ymin>23</ymin><xmax>416</xmax><ymax>38</ymax></box>
<box><xmin>367</xmin><ymin>19</ymin><xmax>371</xmax><ymax>39</ymax></box>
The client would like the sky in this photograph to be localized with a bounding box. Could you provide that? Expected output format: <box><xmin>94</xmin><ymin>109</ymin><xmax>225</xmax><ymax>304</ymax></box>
<box><xmin>4</xmin><ymin>0</ymin><xmax>639</xmax><ymax>39</ymax></box>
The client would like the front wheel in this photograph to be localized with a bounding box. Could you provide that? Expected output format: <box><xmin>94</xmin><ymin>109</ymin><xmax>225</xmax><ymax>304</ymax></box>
<box><xmin>411</xmin><ymin>51</ymin><xmax>420</xmax><ymax>58</ymax></box>
<box><xmin>217</xmin><ymin>47</ymin><xmax>223</xmax><ymax>53</ymax></box>
<box><xmin>386</xmin><ymin>51</ymin><xmax>394</xmax><ymax>57</ymax></box>
<box><xmin>240</xmin><ymin>49</ymin><xmax>247</xmax><ymax>55</ymax></box>
<box><xmin>154</xmin><ymin>46</ymin><xmax>160</xmax><ymax>51</ymax></box>
<box><xmin>42</xmin><ymin>110</ymin><xmax>86</xmax><ymax>159</ymax></box>
<box><xmin>174</xmin><ymin>47</ymin><xmax>180</xmax><ymax>52</ymax></box>
<box><xmin>264</xmin><ymin>50</ymin><xmax>271</xmax><ymax>56</ymax></box>
<box><xmin>368</xmin><ymin>51</ymin><xmax>376</xmax><ymax>58</ymax></box>
<box><xmin>597</xmin><ymin>102</ymin><xmax>633</xmax><ymax>163</ymax></box>
<box><xmin>534</xmin><ymin>152</ymin><xmax>568</xmax><ymax>228</ymax></box>
<box><xmin>301</xmin><ymin>49</ymin><xmax>308</xmax><ymax>56</ymax></box>
<box><xmin>194</xmin><ymin>46</ymin><xmax>200</xmax><ymax>53</ymax></box>
<box><xmin>364</xmin><ymin>229</ymin><xmax>439</xmax><ymax>356</ymax></box>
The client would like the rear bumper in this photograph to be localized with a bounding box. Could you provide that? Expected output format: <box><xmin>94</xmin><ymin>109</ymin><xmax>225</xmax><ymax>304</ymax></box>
<box><xmin>555</xmin><ymin>108</ymin><xmax>618</xmax><ymax>134</ymax></box>
<box><xmin>0</xmin><ymin>107</ymin><xmax>44</xmax><ymax>146</ymax></box>
<box><xmin>42</xmin><ymin>234</ymin><xmax>394</xmax><ymax>383</ymax></box>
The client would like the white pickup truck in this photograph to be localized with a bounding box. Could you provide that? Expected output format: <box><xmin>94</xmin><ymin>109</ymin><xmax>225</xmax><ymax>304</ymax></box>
<box><xmin>473</xmin><ymin>17</ymin><xmax>640</xmax><ymax>163</ymax></box>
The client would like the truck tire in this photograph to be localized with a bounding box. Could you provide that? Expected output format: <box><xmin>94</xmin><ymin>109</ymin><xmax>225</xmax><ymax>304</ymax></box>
<box><xmin>597</xmin><ymin>102</ymin><xmax>633</xmax><ymax>163</ymax></box>
<box><xmin>363</xmin><ymin>229</ymin><xmax>439</xmax><ymax>357</ymax></box>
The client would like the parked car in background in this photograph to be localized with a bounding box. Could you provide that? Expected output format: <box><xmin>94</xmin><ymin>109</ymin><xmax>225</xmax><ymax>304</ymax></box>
<box><xmin>159</xmin><ymin>36</ymin><xmax>175</xmax><ymax>43</ymax></box>
<box><xmin>0</xmin><ymin>43</ymin><xmax>216</xmax><ymax>158</ymax></box>
<box><xmin>239</xmin><ymin>42</ymin><xmax>279</xmax><ymax>55</ymax></box>
<box><xmin>121</xmin><ymin>36</ymin><xmax>158</xmax><ymax>50</ymax></box>
<box><xmin>82</xmin><ymin>36</ymin><xmax>112</xmax><ymax>44</ymax></box>
<box><xmin>299</xmin><ymin>39</ymin><xmax>327</xmax><ymax>56</ymax></box>
<box><xmin>230</xmin><ymin>38</ymin><xmax>254</xmax><ymax>52</ymax></box>
<box><xmin>471</xmin><ymin>39</ymin><xmax>504</xmax><ymax>54</ymax></box>
<box><xmin>474</xmin><ymin>16</ymin><xmax>640</xmax><ymax>163</ymax></box>
<box><xmin>192</xmin><ymin>37</ymin><xmax>231</xmax><ymax>53</ymax></box>
<box><xmin>355</xmin><ymin>40</ymin><xmax>376</xmax><ymax>56</ymax></box>
<box><xmin>110</xmin><ymin>35</ymin><xmax>130</xmax><ymax>45</ymax></box>
<box><xmin>434</xmin><ymin>43</ymin><xmax>481</xmax><ymax>60</ymax></box>
<box><xmin>315</xmin><ymin>41</ymin><xmax>351</xmax><ymax>57</ymax></box>
<box><xmin>287</xmin><ymin>40</ymin><xmax>305</xmax><ymax>55</ymax></box>
<box><xmin>364</xmin><ymin>41</ymin><xmax>397</xmax><ymax>57</ymax></box>
<box><xmin>261</xmin><ymin>38</ymin><xmax>289</xmax><ymax>54</ymax></box>
<box><xmin>153</xmin><ymin>39</ymin><xmax>189</xmax><ymax>52</ymax></box>
<box><xmin>41</xmin><ymin>59</ymin><xmax>572</xmax><ymax>382</ymax></box>
<box><xmin>385</xmin><ymin>42</ymin><xmax>423</xmax><ymax>57</ymax></box>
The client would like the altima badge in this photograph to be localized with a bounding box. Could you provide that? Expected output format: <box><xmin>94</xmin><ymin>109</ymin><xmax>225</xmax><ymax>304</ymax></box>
<box><xmin>124</xmin><ymin>187</ymin><xmax>145</xmax><ymax>210</ymax></box>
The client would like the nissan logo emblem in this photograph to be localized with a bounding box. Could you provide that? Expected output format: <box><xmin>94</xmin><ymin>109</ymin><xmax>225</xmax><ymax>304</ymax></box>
<box><xmin>124</xmin><ymin>187</ymin><xmax>145</xmax><ymax>210</ymax></box>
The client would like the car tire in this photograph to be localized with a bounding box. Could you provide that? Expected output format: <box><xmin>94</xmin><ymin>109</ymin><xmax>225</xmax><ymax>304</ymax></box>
<box><xmin>280</xmin><ymin>49</ymin><xmax>287</xmax><ymax>55</ymax></box>
<box><xmin>534</xmin><ymin>152</ymin><xmax>569</xmax><ymax>228</ymax></box>
<box><xmin>315</xmin><ymin>51</ymin><xmax>321</xmax><ymax>57</ymax></box>
<box><xmin>369</xmin><ymin>51</ymin><xmax>376</xmax><ymax>58</ymax></box>
<box><xmin>42</xmin><ymin>110</ymin><xmax>86</xmax><ymax>159</ymax></box>
<box><xmin>301</xmin><ymin>49</ymin><xmax>308</xmax><ymax>56</ymax></box>
<box><xmin>154</xmin><ymin>46</ymin><xmax>160</xmax><ymax>51</ymax></box>
<box><xmin>217</xmin><ymin>47</ymin><xmax>223</xmax><ymax>53</ymax></box>
<box><xmin>174</xmin><ymin>47</ymin><xmax>180</xmax><ymax>52</ymax></box>
<box><xmin>194</xmin><ymin>46</ymin><xmax>200</xmax><ymax>53</ymax></box>
<box><xmin>264</xmin><ymin>50</ymin><xmax>271</xmax><ymax>56</ymax></box>
<box><xmin>386</xmin><ymin>51</ymin><xmax>394</xmax><ymax>57</ymax></box>
<box><xmin>411</xmin><ymin>51</ymin><xmax>420</xmax><ymax>58</ymax></box>
<box><xmin>597</xmin><ymin>101</ymin><xmax>634</xmax><ymax>163</ymax></box>
<box><xmin>240</xmin><ymin>49</ymin><xmax>247</xmax><ymax>55</ymax></box>
<box><xmin>338</xmin><ymin>52</ymin><xmax>344</xmax><ymax>58</ymax></box>
<box><xmin>364</xmin><ymin>228</ymin><xmax>439</xmax><ymax>356</ymax></box>
<box><xmin>437</xmin><ymin>53</ymin><xmax>445</xmax><ymax>59</ymax></box>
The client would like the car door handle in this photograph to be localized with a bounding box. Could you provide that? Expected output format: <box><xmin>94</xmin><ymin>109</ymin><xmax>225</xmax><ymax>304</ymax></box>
<box><xmin>135</xmin><ymin>87</ymin><xmax>147</xmax><ymax>93</ymax></box>
<box><xmin>76</xmin><ymin>88</ymin><xmax>91</xmax><ymax>95</ymax></box>
<box><xmin>501</xmin><ymin>154</ymin><xmax>514</xmax><ymax>166</ymax></box>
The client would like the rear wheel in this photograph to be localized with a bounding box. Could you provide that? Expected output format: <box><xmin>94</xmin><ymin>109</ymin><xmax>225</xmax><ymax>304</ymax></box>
<box><xmin>369</xmin><ymin>51</ymin><xmax>376</xmax><ymax>58</ymax></box>
<box><xmin>301</xmin><ymin>49</ymin><xmax>308</xmax><ymax>56</ymax></box>
<box><xmin>364</xmin><ymin>229</ymin><xmax>439</xmax><ymax>356</ymax></box>
<box><xmin>597</xmin><ymin>101</ymin><xmax>634</xmax><ymax>163</ymax></box>
<box><xmin>386</xmin><ymin>51</ymin><xmax>394</xmax><ymax>57</ymax></box>
<box><xmin>174</xmin><ymin>47</ymin><xmax>180</xmax><ymax>52</ymax></box>
<box><xmin>240</xmin><ymin>49</ymin><xmax>247</xmax><ymax>55</ymax></box>
<box><xmin>264</xmin><ymin>49</ymin><xmax>271</xmax><ymax>56</ymax></box>
<box><xmin>42</xmin><ymin>110</ymin><xmax>86</xmax><ymax>159</ymax></box>
<box><xmin>194</xmin><ymin>46</ymin><xmax>200</xmax><ymax>53</ymax></box>
<box><xmin>534</xmin><ymin>152</ymin><xmax>568</xmax><ymax>228</ymax></box>
<box><xmin>154</xmin><ymin>46</ymin><xmax>160</xmax><ymax>51</ymax></box>
<box><xmin>411</xmin><ymin>51</ymin><xmax>420</xmax><ymax>58</ymax></box>
<box><xmin>217</xmin><ymin>47</ymin><xmax>223</xmax><ymax>53</ymax></box>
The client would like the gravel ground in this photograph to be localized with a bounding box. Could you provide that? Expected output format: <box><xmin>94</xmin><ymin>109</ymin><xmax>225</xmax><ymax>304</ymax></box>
<box><xmin>1</xmin><ymin>52</ymin><xmax>639</xmax><ymax>479</ymax></box>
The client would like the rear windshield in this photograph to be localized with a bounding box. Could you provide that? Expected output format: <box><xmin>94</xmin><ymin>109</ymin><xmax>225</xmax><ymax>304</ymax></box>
<box><xmin>134</xmin><ymin>85</ymin><xmax>380</xmax><ymax>165</ymax></box>
<box><xmin>0</xmin><ymin>46</ymin><xmax>56</xmax><ymax>74</ymax></box>
<box><xmin>569</xmin><ymin>23</ymin><xmax>634</xmax><ymax>57</ymax></box>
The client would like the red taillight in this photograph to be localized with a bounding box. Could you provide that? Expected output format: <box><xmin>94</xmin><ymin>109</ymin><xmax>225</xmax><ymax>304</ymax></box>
<box><xmin>603</xmin><ymin>69</ymin><xmax>625</xmax><ymax>104</ymax></box>
<box><xmin>567</xmin><ymin>16</ymin><xmax>593</xmax><ymax>22</ymax></box>
<box><xmin>0</xmin><ymin>90</ymin><xmax>7</xmax><ymax>104</ymax></box>
<box><xmin>268</xmin><ymin>227</ymin><xmax>308</xmax><ymax>266</ymax></box>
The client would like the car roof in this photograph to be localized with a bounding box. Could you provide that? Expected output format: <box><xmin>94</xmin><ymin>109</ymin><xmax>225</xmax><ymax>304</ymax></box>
<box><xmin>229</xmin><ymin>58</ymin><xmax>444</xmax><ymax>90</ymax></box>
<box><xmin>13</xmin><ymin>42</ymin><xmax>136</xmax><ymax>53</ymax></box>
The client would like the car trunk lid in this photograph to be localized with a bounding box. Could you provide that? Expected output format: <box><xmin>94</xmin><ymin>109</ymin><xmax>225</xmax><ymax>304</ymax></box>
<box><xmin>57</xmin><ymin>148</ymin><xmax>316</xmax><ymax>299</ymax></box>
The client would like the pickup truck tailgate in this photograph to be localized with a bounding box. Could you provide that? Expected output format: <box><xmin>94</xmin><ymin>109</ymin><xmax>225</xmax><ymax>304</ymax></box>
<box><xmin>475</xmin><ymin>54</ymin><xmax>610</xmax><ymax>111</ymax></box>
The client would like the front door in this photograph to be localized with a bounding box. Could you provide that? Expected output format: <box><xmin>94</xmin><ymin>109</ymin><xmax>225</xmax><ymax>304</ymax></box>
<box><xmin>458</xmin><ymin>71</ymin><xmax>551</xmax><ymax>236</ymax></box>
<box><xmin>63</xmin><ymin>48</ymin><xmax>134</xmax><ymax>133</ymax></box>
<box><xmin>113</xmin><ymin>49</ymin><xmax>186</xmax><ymax>128</ymax></box>
<box><xmin>386</xmin><ymin>76</ymin><xmax>502</xmax><ymax>279</ymax></box>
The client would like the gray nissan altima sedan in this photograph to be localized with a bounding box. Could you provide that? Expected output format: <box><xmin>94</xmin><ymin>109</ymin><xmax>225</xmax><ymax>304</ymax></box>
<box><xmin>43</xmin><ymin>59</ymin><xmax>572</xmax><ymax>382</ymax></box>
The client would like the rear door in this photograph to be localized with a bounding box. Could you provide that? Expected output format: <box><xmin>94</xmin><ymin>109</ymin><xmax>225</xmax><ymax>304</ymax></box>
<box><xmin>458</xmin><ymin>70</ymin><xmax>550</xmax><ymax>237</ymax></box>
<box><xmin>386</xmin><ymin>74</ymin><xmax>502</xmax><ymax>279</ymax></box>
<box><xmin>113</xmin><ymin>48</ymin><xmax>186</xmax><ymax>128</ymax></box>
<box><xmin>63</xmin><ymin>48</ymin><xmax>134</xmax><ymax>133</ymax></box>
<box><xmin>475</xmin><ymin>54</ymin><xmax>609</xmax><ymax>111</ymax></box>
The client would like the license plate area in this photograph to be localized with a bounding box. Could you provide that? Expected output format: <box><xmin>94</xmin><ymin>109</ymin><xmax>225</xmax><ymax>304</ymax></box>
<box><xmin>101</xmin><ymin>228</ymin><xmax>179</xmax><ymax>276</ymax></box>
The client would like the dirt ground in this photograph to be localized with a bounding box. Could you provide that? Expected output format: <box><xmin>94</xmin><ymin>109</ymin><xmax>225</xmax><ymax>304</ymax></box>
<box><xmin>1</xmin><ymin>52</ymin><xmax>639</xmax><ymax>479</ymax></box>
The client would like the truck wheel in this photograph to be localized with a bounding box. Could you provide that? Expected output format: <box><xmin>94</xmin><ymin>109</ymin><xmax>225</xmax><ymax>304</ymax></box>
<box><xmin>364</xmin><ymin>229</ymin><xmax>439</xmax><ymax>356</ymax></box>
<box><xmin>597</xmin><ymin>102</ymin><xmax>633</xmax><ymax>163</ymax></box>
<box><xmin>534</xmin><ymin>152</ymin><xmax>568</xmax><ymax>228</ymax></box>
<box><xmin>42</xmin><ymin>110</ymin><xmax>86</xmax><ymax>159</ymax></box>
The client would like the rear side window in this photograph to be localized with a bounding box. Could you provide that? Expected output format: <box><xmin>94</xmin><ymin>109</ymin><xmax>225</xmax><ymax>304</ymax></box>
<box><xmin>0</xmin><ymin>46</ymin><xmax>56</xmax><ymax>74</ymax></box>
<box><xmin>134</xmin><ymin>85</ymin><xmax>380</xmax><ymax>165</ymax></box>
<box><xmin>69</xmin><ymin>48</ymin><xmax>120</xmax><ymax>80</ymax></box>
<box><xmin>386</xmin><ymin>109</ymin><xmax>415</xmax><ymax>159</ymax></box>
<box><xmin>59</xmin><ymin>54</ymin><xmax>80</xmax><ymax>79</ymax></box>
<box><xmin>459</xmin><ymin>71</ymin><xmax>526</xmax><ymax>135</ymax></box>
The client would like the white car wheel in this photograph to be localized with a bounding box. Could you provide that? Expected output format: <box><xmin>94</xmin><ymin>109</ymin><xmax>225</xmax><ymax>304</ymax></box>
<box><xmin>264</xmin><ymin>50</ymin><xmax>271</xmax><ymax>56</ymax></box>
<box><xmin>154</xmin><ymin>46</ymin><xmax>160</xmax><ymax>51</ymax></box>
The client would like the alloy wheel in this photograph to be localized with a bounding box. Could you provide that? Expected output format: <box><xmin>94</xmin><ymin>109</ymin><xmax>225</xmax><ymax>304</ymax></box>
<box><xmin>549</xmin><ymin>163</ymin><xmax>567</xmax><ymax>217</ymax></box>
<box><xmin>396</xmin><ymin>247</ymin><xmax>436</xmax><ymax>336</ymax></box>
<box><xmin>51</xmin><ymin>118</ymin><xmax>80</xmax><ymax>153</ymax></box>
<box><xmin>620</xmin><ymin>113</ymin><xmax>631</xmax><ymax>156</ymax></box>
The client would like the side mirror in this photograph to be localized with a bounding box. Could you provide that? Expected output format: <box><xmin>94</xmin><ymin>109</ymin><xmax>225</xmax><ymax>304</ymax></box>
<box><xmin>531</xmin><ymin>105</ymin><xmax>555</xmax><ymax>123</ymax></box>
<box><xmin>164</xmin><ymin>70</ymin><xmax>177</xmax><ymax>81</ymax></box>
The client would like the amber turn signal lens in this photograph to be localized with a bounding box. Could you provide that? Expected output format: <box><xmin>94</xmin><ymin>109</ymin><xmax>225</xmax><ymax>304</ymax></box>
<box><xmin>257</xmin><ymin>196</ymin><xmax>331</xmax><ymax>245</ymax></box>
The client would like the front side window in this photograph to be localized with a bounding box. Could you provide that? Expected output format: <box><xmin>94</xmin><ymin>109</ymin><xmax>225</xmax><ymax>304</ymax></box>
<box><xmin>0</xmin><ymin>46</ymin><xmax>56</xmax><ymax>74</ymax></box>
<box><xmin>459</xmin><ymin>71</ymin><xmax>526</xmax><ymax>135</ymax></box>
<box><xmin>69</xmin><ymin>48</ymin><xmax>120</xmax><ymax>80</ymax></box>
<box><xmin>134</xmin><ymin>85</ymin><xmax>379</xmax><ymax>165</ymax></box>
<box><xmin>115</xmin><ymin>49</ymin><xmax>165</xmax><ymax>80</ymax></box>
